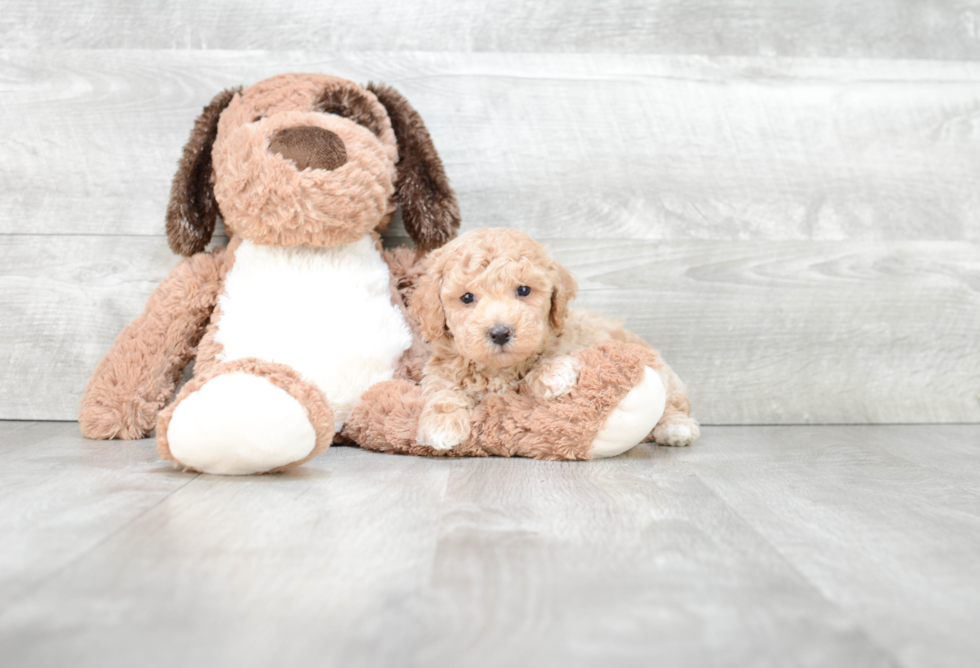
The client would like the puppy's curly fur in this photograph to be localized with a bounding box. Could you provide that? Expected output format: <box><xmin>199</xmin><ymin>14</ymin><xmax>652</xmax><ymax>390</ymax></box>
<box><xmin>409</xmin><ymin>227</ymin><xmax>699</xmax><ymax>451</ymax></box>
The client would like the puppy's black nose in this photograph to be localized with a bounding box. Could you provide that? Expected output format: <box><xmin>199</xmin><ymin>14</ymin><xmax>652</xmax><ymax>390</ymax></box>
<box><xmin>488</xmin><ymin>325</ymin><xmax>511</xmax><ymax>347</ymax></box>
<box><xmin>269</xmin><ymin>126</ymin><xmax>347</xmax><ymax>171</ymax></box>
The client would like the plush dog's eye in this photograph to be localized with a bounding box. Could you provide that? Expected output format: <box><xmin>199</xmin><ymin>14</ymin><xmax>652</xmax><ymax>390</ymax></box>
<box><xmin>516</xmin><ymin>286</ymin><xmax>531</xmax><ymax>297</ymax></box>
<box><xmin>460</xmin><ymin>293</ymin><xmax>475</xmax><ymax>304</ymax></box>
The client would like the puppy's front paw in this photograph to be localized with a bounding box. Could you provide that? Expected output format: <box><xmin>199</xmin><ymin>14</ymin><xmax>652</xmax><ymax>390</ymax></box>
<box><xmin>526</xmin><ymin>355</ymin><xmax>581</xmax><ymax>399</ymax></box>
<box><xmin>416</xmin><ymin>409</ymin><xmax>471</xmax><ymax>451</ymax></box>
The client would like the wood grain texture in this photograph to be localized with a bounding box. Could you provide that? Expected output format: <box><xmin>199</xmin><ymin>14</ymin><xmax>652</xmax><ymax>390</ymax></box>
<box><xmin>3</xmin><ymin>235</ymin><xmax>977</xmax><ymax>424</ymax></box>
<box><xmin>0</xmin><ymin>235</ymin><xmax>182</xmax><ymax>421</ymax></box>
<box><xmin>2</xmin><ymin>0</ymin><xmax>980</xmax><ymax>60</ymax></box>
<box><xmin>553</xmin><ymin>238</ymin><xmax>980</xmax><ymax>425</ymax></box>
<box><xmin>0</xmin><ymin>429</ymin><xmax>453</xmax><ymax>667</ymax></box>
<box><xmin>0</xmin><ymin>422</ymin><xmax>195</xmax><ymax>609</ymax></box>
<box><xmin>3</xmin><ymin>422</ymin><xmax>979</xmax><ymax>666</ymax></box>
<box><xmin>2</xmin><ymin>50</ymin><xmax>979</xmax><ymax>241</ymax></box>
<box><xmin>669</xmin><ymin>425</ymin><xmax>980</xmax><ymax>667</ymax></box>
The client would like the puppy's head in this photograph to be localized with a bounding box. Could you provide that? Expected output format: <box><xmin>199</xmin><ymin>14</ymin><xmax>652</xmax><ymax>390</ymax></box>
<box><xmin>411</xmin><ymin>228</ymin><xmax>577</xmax><ymax>369</ymax></box>
<box><xmin>166</xmin><ymin>73</ymin><xmax>459</xmax><ymax>255</ymax></box>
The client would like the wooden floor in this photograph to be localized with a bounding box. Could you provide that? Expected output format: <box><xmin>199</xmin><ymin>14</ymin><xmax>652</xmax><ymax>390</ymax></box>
<box><xmin>1</xmin><ymin>422</ymin><xmax>977</xmax><ymax>667</ymax></box>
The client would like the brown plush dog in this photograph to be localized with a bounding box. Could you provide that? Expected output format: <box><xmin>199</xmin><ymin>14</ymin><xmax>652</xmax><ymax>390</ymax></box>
<box><xmin>411</xmin><ymin>228</ymin><xmax>699</xmax><ymax>452</ymax></box>
<box><xmin>79</xmin><ymin>73</ymin><xmax>459</xmax><ymax>474</ymax></box>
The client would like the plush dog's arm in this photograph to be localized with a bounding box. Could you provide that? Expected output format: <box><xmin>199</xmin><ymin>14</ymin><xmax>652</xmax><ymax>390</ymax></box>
<box><xmin>79</xmin><ymin>249</ymin><xmax>226</xmax><ymax>440</ymax></box>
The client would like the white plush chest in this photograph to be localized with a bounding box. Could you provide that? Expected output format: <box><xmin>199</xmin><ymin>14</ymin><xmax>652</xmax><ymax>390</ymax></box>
<box><xmin>214</xmin><ymin>239</ymin><xmax>412</xmax><ymax>430</ymax></box>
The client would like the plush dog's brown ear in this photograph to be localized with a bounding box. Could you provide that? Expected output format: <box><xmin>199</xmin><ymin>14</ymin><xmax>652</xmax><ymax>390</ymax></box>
<box><xmin>409</xmin><ymin>247</ymin><xmax>449</xmax><ymax>342</ymax></box>
<box><xmin>366</xmin><ymin>83</ymin><xmax>460</xmax><ymax>253</ymax></box>
<box><xmin>166</xmin><ymin>87</ymin><xmax>239</xmax><ymax>256</ymax></box>
<box><xmin>549</xmin><ymin>262</ymin><xmax>578</xmax><ymax>330</ymax></box>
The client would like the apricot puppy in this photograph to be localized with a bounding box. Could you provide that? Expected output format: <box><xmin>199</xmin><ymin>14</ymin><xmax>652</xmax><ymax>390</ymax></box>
<box><xmin>409</xmin><ymin>227</ymin><xmax>699</xmax><ymax>451</ymax></box>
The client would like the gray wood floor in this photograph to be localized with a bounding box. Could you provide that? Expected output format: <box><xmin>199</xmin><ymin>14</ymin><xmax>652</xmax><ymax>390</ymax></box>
<box><xmin>2</xmin><ymin>421</ymin><xmax>978</xmax><ymax>667</ymax></box>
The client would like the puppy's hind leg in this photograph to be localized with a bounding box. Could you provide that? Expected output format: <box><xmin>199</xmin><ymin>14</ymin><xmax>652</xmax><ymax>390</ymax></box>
<box><xmin>647</xmin><ymin>364</ymin><xmax>700</xmax><ymax>447</ymax></box>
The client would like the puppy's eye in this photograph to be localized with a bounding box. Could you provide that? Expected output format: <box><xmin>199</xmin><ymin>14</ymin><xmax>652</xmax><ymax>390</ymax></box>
<box><xmin>516</xmin><ymin>286</ymin><xmax>531</xmax><ymax>297</ymax></box>
<box><xmin>252</xmin><ymin>115</ymin><xmax>265</xmax><ymax>123</ymax></box>
<box><xmin>460</xmin><ymin>293</ymin><xmax>475</xmax><ymax>304</ymax></box>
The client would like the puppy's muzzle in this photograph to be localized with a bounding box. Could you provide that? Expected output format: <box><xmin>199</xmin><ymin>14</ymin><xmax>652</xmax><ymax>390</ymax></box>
<box><xmin>488</xmin><ymin>325</ymin><xmax>512</xmax><ymax>347</ymax></box>
<box><xmin>269</xmin><ymin>126</ymin><xmax>347</xmax><ymax>171</ymax></box>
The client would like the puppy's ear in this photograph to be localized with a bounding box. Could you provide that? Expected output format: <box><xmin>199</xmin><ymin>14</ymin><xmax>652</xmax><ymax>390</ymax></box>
<box><xmin>166</xmin><ymin>87</ymin><xmax>240</xmax><ymax>256</ymax></box>
<box><xmin>549</xmin><ymin>261</ymin><xmax>578</xmax><ymax>330</ymax></box>
<box><xmin>409</xmin><ymin>248</ymin><xmax>448</xmax><ymax>343</ymax></box>
<box><xmin>366</xmin><ymin>83</ymin><xmax>460</xmax><ymax>253</ymax></box>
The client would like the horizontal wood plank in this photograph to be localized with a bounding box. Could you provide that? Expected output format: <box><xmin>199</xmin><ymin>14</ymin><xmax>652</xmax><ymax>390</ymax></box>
<box><xmin>5</xmin><ymin>424</ymin><xmax>979</xmax><ymax>665</ymax></box>
<box><xmin>555</xmin><ymin>238</ymin><xmax>980</xmax><ymax>424</ymax></box>
<box><xmin>2</xmin><ymin>50</ymin><xmax>978</xmax><ymax>241</ymax></box>
<box><xmin>2</xmin><ymin>234</ymin><xmax>977</xmax><ymax>424</ymax></box>
<box><xmin>1</xmin><ymin>0</ymin><xmax>979</xmax><ymax>60</ymax></box>
<box><xmin>0</xmin><ymin>426</ymin><xmax>904</xmax><ymax>667</ymax></box>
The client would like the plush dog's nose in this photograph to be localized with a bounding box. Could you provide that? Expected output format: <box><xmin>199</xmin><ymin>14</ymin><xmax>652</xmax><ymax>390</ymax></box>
<box><xmin>269</xmin><ymin>126</ymin><xmax>347</xmax><ymax>171</ymax></box>
<box><xmin>488</xmin><ymin>325</ymin><xmax>511</xmax><ymax>347</ymax></box>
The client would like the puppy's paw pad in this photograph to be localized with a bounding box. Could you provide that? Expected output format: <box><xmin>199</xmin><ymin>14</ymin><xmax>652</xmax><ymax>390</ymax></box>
<box><xmin>538</xmin><ymin>357</ymin><xmax>581</xmax><ymax>399</ymax></box>
<box><xmin>655</xmin><ymin>420</ymin><xmax>700</xmax><ymax>447</ymax></box>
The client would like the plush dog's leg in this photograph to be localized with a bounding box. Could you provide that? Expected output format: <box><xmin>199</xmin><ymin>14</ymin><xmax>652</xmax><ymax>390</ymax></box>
<box><xmin>79</xmin><ymin>250</ymin><xmax>225</xmax><ymax>440</ymax></box>
<box><xmin>347</xmin><ymin>342</ymin><xmax>680</xmax><ymax>460</ymax></box>
<box><xmin>157</xmin><ymin>358</ymin><xmax>334</xmax><ymax>475</ymax></box>
<box><xmin>474</xmin><ymin>341</ymin><xmax>666</xmax><ymax>460</ymax></box>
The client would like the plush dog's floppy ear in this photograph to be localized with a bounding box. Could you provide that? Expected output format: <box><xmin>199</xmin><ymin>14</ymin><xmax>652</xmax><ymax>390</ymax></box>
<box><xmin>366</xmin><ymin>83</ymin><xmax>460</xmax><ymax>253</ymax></box>
<box><xmin>549</xmin><ymin>261</ymin><xmax>578</xmax><ymax>330</ymax></box>
<box><xmin>409</xmin><ymin>247</ymin><xmax>449</xmax><ymax>342</ymax></box>
<box><xmin>166</xmin><ymin>87</ymin><xmax>239</xmax><ymax>256</ymax></box>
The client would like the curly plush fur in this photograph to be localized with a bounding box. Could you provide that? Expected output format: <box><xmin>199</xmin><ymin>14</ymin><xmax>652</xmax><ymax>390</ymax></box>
<box><xmin>408</xmin><ymin>228</ymin><xmax>700</xmax><ymax>451</ymax></box>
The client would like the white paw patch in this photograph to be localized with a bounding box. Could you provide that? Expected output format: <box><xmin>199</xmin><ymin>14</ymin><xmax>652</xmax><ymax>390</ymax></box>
<box><xmin>168</xmin><ymin>373</ymin><xmax>316</xmax><ymax>475</ymax></box>
<box><xmin>540</xmin><ymin>357</ymin><xmax>580</xmax><ymax>399</ymax></box>
<box><xmin>417</xmin><ymin>426</ymin><xmax>464</xmax><ymax>451</ymax></box>
<box><xmin>589</xmin><ymin>367</ymin><xmax>666</xmax><ymax>459</ymax></box>
<box><xmin>659</xmin><ymin>422</ymin><xmax>699</xmax><ymax>447</ymax></box>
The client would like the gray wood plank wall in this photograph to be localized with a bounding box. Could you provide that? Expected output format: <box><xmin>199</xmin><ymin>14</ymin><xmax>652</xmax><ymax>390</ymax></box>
<box><xmin>1</xmin><ymin>1</ymin><xmax>978</xmax><ymax>424</ymax></box>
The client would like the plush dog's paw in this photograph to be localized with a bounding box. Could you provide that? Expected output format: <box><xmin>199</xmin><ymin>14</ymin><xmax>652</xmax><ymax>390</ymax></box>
<box><xmin>526</xmin><ymin>355</ymin><xmax>582</xmax><ymax>399</ymax></box>
<box><xmin>589</xmin><ymin>366</ymin><xmax>666</xmax><ymax>459</ymax></box>
<box><xmin>167</xmin><ymin>373</ymin><xmax>318</xmax><ymax>475</ymax></box>
<box><xmin>653</xmin><ymin>416</ymin><xmax>700</xmax><ymax>447</ymax></box>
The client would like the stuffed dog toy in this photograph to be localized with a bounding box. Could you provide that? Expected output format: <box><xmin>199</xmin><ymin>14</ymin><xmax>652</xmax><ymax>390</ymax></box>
<box><xmin>79</xmin><ymin>73</ymin><xmax>459</xmax><ymax>474</ymax></box>
<box><xmin>343</xmin><ymin>231</ymin><xmax>698</xmax><ymax>460</ymax></box>
<box><xmin>410</xmin><ymin>228</ymin><xmax>699</xmax><ymax>452</ymax></box>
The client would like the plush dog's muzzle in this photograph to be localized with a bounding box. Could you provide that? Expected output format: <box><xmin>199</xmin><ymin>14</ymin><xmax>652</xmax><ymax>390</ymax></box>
<box><xmin>269</xmin><ymin>126</ymin><xmax>347</xmax><ymax>171</ymax></box>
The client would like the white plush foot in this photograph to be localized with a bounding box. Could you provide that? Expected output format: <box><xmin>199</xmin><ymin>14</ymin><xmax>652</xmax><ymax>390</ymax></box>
<box><xmin>589</xmin><ymin>366</ymin><xmax>666</xmax><ymax>459</ymax></box>
<box><xmin>167</xmin><ymin>373</ymin><xmax>316</xmax><ymax>475</ymax></box>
